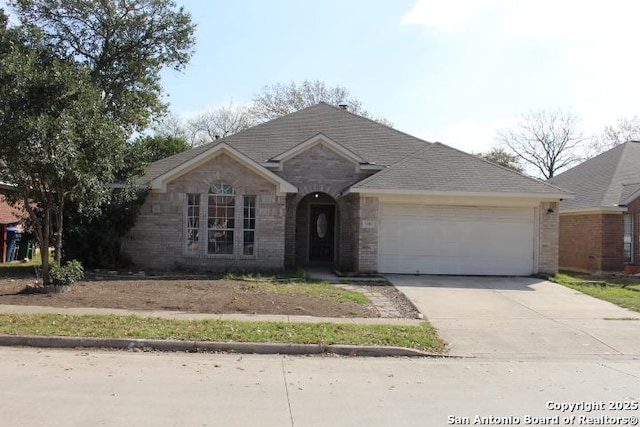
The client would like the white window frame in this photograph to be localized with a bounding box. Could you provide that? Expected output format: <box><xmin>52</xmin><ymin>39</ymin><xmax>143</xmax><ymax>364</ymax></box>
<box><xmin>208</xmin><ymin>183</ymin><xmax>235</xmax><ymax>255</ymax></box>
<box><xmin>623</xmin><ymin>213</ymin><xmax>634</xmax><ymax>264</ymax></box>
<box><xmin>185</xmin><ymin>193</ymin><xmax>201</xmax><ymax>254</ymax></box>
<box><xmin>242</xmin><ymin>195</ymin><xmax>257</xmax><ymax>256</ymax></box>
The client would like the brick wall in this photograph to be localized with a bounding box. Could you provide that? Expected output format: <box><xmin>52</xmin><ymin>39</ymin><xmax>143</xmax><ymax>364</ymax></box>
<box><xmin>558</xmin><ymin>212</ymin><xmax>624</xmax><ymax>273</ymax></box>
<box><xmin>538</xmin><ymin>201</ymin><xmax>559</xmax><ymax>274</ymax></box>
<box><xmin>356</xmin><ymin>196</ymin><xmax>379</xmax><ymax>272</ymax></box>
<box><xmin>276</xmin><ymin>142</ymin><xmax>375</xmax><ymax>271</ymax></box>
<box><xmin>602</xmin><ymin>214</ymin><xmax>623</xmax><ymax>271</ymax></box>
<box><xmin>558</xmin><ymin>213</ymin><xmax>602</xmax><ymax>272</ymax></box>
<box><xmin>122</xmin><ymin>153</ymin><xmax>286</xmax><ymax>271</ymax></box>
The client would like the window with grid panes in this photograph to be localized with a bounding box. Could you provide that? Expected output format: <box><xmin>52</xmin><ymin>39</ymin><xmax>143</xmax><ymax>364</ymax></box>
<box><xmin>208</xmin><ymin>183</ymin><xmax>235</xmax><ymax>255</ymax></box>
<box><xmin>243</xmin><ymin>196</ymin><xmax>256</xmax><ymax>255</ymax></box>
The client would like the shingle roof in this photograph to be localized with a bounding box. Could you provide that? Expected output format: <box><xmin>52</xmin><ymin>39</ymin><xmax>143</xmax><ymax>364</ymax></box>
<box><xmin>547</xmin><ymin>141</ymin><xmax>640</xmax><ymax>210</ymax></box>
<box><xmin>141</xmin><ymin>103</ymin><xmax>569</xmax><ymax>197</ymax></box>
<box><xmin>142</xmin><ymin>103</ymin><xmax>430</xmax><ymax>183</ymax></box>
<box><xmin>352</xmin><ymin>142</ymin><xmax>567</xmax><ymax>194</ymax></box>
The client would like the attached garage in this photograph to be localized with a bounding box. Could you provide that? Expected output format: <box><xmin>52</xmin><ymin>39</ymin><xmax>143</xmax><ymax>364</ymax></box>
<box><xmin>377</xmin><ymin>204</ymin><xmax>536</xmax><ymax>275</ymax></box>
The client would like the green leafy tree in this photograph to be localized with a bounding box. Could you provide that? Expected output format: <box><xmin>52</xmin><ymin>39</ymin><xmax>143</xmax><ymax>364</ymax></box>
<box><xmin>474</xmin><ymin>148</ymin><xmax>523</xmax><ymax>173</ymax></box>
<box><xmin>119</xmin><ymin>134</ymin><xmax>190</xmax><ymax>178</ymax></box>
<box><xmin>9</xmin><ymin>0</ymin><xmax>196</xmax><ymax>131</ymax></box>
<box><xmin>0</xmin><ymin>19</ymin><xmax>126</xmax><ymax>283</ymax></box>
<box><xmin>1</xmin><ymin>1</ymin><xmax>195</xmax><ymax>279</ymax></box>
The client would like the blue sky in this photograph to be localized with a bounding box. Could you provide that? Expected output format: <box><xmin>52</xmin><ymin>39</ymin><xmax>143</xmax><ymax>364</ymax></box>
<box><xmin>4</xmin><ymin>1</ymin><xmax>640</xmax><ymax>153</ymax></box>
<box><xmin>161</xmin><ymin>0</ymin><xmax>640</xmax><ymax>153</ymax></box>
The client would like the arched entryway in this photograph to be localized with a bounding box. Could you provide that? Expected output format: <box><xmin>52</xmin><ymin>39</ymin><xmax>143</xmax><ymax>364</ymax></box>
<box><xmin>295</xmin><ymin>192</ymin><xmax>339</xmax><ymax>266</ymax></box>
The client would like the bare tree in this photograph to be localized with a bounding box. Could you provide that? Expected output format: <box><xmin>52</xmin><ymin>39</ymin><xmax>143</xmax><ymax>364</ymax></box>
<box><xmin>188</xmin><ymin>101</ymin><xmax>256</xmax><ymax>145</ymax></box>
<box><xmin>590</xmin><ymin>116</ymin><xmax>640</xmax><ymax>155</ymax></box>
<box><xmin>151</xmin><ymin>112</ymin><xmax>191</xmax><ymax>141</ymax></box>
<box><xmin>473</xmin><ymin>148</ymin><xmax>523</xmax><ymax>173</ymax></box>
<box><xmin>249</xmin><ymin>79</ymin><xmax>392</xmax><ymax>126</ymax></box>
<box><xmin>151</xmin><ymin>81</ymin><xmax>393</xmax><ymax>148</ymax></box>
<box><xmin>496</xmin><ymin>109</ymin><xmax>586</xmax><ymax>179</ymax></box>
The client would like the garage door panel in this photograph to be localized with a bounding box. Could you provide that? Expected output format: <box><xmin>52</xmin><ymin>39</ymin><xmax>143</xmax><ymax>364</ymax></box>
<box><xmin>379</xmin><ymin>254</ymin><xmax>528</xmax><ymax>276</ymax></box>
<box><xmin>378</xmin><ymin>205</ymin><xmax>535</xmax><ymax>275</ymax></box>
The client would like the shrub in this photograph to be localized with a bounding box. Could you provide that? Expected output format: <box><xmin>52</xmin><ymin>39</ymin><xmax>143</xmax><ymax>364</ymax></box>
<box><xmin>50</xmin><ymin>260</ymin><xmax>84</xmax><ymax>286</ymax></box>
<box><xmin>63</xmin><ymin>185</ymin><xmax>147</xmax><ymax>269</ymax></box>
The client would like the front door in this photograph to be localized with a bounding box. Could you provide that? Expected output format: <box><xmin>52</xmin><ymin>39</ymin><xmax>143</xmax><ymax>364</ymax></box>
<box><xmin>309</xmin><ymin>205</ymin><xmax>335</xmax><ymax>262</ymax></box>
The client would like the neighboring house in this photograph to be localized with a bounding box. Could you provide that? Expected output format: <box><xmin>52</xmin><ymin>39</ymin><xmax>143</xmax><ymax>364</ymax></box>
<box><xmin>124</xmin><ymin>103</ymin><xmax>569</xmax><ymax>275</ymax></box>
<box><xmin>0</xmin><ymin>183</ymin><xmax>27</xmax><ymax>263</ymax></box>
<box><xmin>548</xmin><ymin>141</ymin><xmax>640</xmax><ymax>273</ymax></box>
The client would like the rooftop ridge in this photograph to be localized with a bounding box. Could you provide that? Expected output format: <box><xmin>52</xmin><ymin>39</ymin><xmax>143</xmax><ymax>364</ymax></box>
<box><xmin>320</xmin><ymin>102</ymin><xmax>434</xmax><ymax>147</ymax></box>
<box><xmin>600</xmin><ymin>142</ymin><xmax>634</xmax><ymax>207</ymax></box>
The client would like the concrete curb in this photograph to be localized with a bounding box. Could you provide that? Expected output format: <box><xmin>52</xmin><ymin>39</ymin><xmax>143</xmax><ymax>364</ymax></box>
<box><xmin>0</xmin><ymin>334</ymin><xmax>449</xmax><ymax>358</ymax></box>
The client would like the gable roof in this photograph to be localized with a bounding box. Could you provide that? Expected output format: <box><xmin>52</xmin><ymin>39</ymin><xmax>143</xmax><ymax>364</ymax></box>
<box><xmin>271</xmin><ymin>133</ymin><xmax>367</xmax><ymax>164</ymax></box>
<box><xmin>547</xmin><ymin>141</ymin><xmax>640</xmax><ymax>211</ymax></box>
<box><xmin>141</xmin><ymin>103</ymin><xmax>430</xmax><ymax>183</ymax></box>
<box><xmin>141</xmin><ymin>103</ymin><xmax>570</xmax><ymax>199</ymax></box>
<box><xmin>148</xmin><ymin>142</ymin><xmax>297</xmax><ymax>194</ymax></box>
<box><xmin>351</xmin><ymin>143</ymin><xmax>570</xmax><ymax>198</ymax></box>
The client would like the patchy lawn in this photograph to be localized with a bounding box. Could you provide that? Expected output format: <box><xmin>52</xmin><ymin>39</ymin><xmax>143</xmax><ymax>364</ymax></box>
<box><xmin>551</xmin><ymin>273</ymin><xmax>640</xmax><ymax>312</ymax></box>
<box><xmin>0</xmin><ymin>313</ymin><xmax>446</xmax><ymax>353</ymax></box>
<box><xmin>0</xmin><ymin>268</ymin><xmax>418</xmax><ymax>319</ymax></box>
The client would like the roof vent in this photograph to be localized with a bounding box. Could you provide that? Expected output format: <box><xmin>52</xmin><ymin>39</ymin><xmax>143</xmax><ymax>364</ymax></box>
<box><xmin>338</xmin><ymin>103</ymin><xmax>348</xmax><ymax>110</ymax></box>
<box><xmin>214</xmin><ymin>135</ymin><xmax>220</xmax><ymax>140</ymax></box>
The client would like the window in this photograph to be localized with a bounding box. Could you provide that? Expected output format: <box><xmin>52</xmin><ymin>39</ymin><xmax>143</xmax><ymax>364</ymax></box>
<box><xmin>243</xmin><ymin>196</ymin><xmax>256</xmax><ymax>255</ymax></box>
<box><xmin>624</xmin><ymin>214</ymin><xmax>634</xmax><ymax>264</ymax></box>
<box><xmin>186</xmin><ymin>194</ymin><xmax>200</xmax><ymax>253</ymax></box>
<box><xmin>208</xmin><ymin>183</ymin><xmax>235</xmax><ymax>255</ymax></box>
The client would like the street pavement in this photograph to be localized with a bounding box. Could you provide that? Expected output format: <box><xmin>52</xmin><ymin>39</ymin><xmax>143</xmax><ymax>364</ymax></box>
<box><xmin>1</xmin><ymin>275</ymin><xmax>640</xmax><ymax>425</ymax></box>
<box><xmin>1</xmin><ymin>347</ymin><xmax>638</xmax><ymax>427</ymax></box>
<box><xmin>388</xmin><ymin>275</ymin><xmax>640</xmax><ymax>357</ymax></box>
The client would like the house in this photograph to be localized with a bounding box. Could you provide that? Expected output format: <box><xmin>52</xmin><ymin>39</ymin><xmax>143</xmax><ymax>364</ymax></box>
<box><xmin>547</xmin><ymin>141</ymin><xmax>640</xmax><ymax>273</ymax></box>
<box><xmin>0</xmin><ymin>183</ymin><xmax>27</xmax><ymax>263</ymax></box>
<box><xmin>123</xmin><ymin>103</ymin><xmax>569</xmax><ymax>275</ymax></box>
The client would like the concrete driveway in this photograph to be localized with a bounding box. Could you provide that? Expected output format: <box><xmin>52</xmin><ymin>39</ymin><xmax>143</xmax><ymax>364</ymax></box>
<box><xmin>387</xmin><ymin>275</ymin><xmax>640</xmax><ymax>357</ymax></box>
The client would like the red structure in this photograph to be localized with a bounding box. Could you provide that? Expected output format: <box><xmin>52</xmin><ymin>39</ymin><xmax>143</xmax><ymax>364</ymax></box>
<box><xmin>0</xmin><ymin>189</ymin><xmax>27</xmax><ymax>263</ymax></box>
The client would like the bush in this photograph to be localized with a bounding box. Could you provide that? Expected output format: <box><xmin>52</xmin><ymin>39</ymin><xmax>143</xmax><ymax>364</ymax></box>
<box><xmin>50</xmin><ymin>260</ymin><xmax>84</xmax><ymax>286</ymax></box>
<box><xmin>63</xmin><ymin>185</ymin><xmax>147</xmax><ymax>269</ymax></box>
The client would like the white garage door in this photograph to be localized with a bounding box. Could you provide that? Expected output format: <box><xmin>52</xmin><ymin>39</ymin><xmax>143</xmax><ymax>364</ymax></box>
<box><xmin>378</xmin><ymin>204</ymin><xmax>535</xmax><ymax>275</ymax></box>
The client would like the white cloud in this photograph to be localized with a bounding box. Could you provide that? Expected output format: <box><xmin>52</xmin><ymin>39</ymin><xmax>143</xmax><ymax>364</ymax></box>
<box><xmin>402</xmin><ymin>0</ymin><xmax>640</xmax><ymax>42</ymax></box>
<box><xmin>401</xmin><ymin>0</ymin><xmax>501</xmax><ymax>33</ymax></box>
<box><xmin>403</xmin><ymin>0</ymin><xmax>640</xmax><ymax>136</ymax></box>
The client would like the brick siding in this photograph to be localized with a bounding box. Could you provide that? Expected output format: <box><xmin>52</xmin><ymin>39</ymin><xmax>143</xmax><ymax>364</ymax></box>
<box><xmin>538</xmin><ymin>201</ymin><xmax>559</xmax><ymax>275</ymax></box>
<box><xmin>558</xmin><ymin>212</ymin><xmax>624</xmax><ymax>273</ymax></box>
<box><xmin>122</xmin><ymin>153</ymin><xmax>286</xmax><ymax>271</ymax></box>
<box><xmin>124</xmin><ymin>140</ymin><xmax>563</xmax><ymax>275</ymax></box>
<box><xmin>276</xmin><ymin>142</ymin><xmax>375</xmax><ymax>272</ymax></box>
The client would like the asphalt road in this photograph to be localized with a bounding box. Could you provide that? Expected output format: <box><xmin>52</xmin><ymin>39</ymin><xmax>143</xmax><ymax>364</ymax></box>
<box><xmin>1</xmin><ymin>347</ymin><xmax>638</xmax><ymax>426</ymax></box>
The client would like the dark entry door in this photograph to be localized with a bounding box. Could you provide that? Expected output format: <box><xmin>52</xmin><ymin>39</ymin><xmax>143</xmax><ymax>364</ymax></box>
<box><xmin>309</xmin><ymin>205</ymin><xmax>335</xmax><ymax>261</ymax></box>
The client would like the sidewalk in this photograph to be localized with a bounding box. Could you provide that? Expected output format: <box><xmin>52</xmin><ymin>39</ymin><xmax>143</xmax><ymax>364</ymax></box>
<box><xmin>0</xmin><ymin>303</ymin><xmax>423</xmax><ymax>326</ymax></box>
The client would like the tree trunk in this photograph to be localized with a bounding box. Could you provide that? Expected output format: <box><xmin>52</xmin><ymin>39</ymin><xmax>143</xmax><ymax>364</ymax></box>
<box><xmin>54</xmin><ymin>190</ymin><xmax>64</xmax><ymax>265</ymax></box>
<box><xmin>41</xmin><ymin>210</ymin><xmax>51</xmax><ymax>286</ymax></box>
<box><xmin>22</xmin><ymin>188</ymin><xmax>52</xmax><ymax>285</ymax></box>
